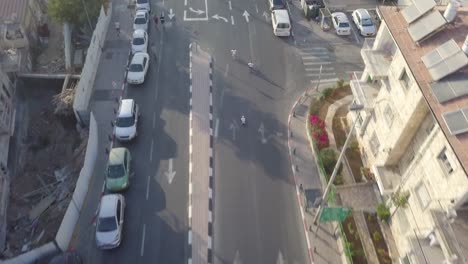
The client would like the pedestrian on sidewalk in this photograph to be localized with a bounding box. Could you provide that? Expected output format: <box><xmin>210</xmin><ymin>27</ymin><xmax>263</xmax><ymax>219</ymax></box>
<box><xmin>114</xmin><ymin>22</ymin><xmax>120</xmax><ymax>37</ymax></box>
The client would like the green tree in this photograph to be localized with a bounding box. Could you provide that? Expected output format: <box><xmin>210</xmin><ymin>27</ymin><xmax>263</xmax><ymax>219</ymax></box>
<box><xmin>48</xmin><ymin>0</ymin><xmax>106</xmax><ymax>27</ymax></box>
<box><xmin>391</xmin><ymin>189</ymin><xmax>410</xmax><ymax>217</ymax></box>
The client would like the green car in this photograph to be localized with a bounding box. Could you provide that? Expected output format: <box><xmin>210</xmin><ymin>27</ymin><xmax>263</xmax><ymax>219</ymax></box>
<box><xmin>106</xmin><ymin>148</ymin><xmax>131</xmax><ymax>192</ymax></box>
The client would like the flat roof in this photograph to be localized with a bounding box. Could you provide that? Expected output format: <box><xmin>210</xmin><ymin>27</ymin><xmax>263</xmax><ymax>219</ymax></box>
<box><xmin>379</xmin><ymin>5</ymin><xmax>468</xmax><ymax>173</ymax></box>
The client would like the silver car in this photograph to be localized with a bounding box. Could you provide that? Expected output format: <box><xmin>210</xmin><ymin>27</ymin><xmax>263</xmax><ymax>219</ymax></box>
<box><xmin>133</xmin><ymin>9</ymin><xmax>149</xmax><ymax>32</ymax></box>
<box><xmin>95</xmin><ymin>194</ymin><xmax>125</xmax><ymax>249</ymax></box>
<box><xmin>131</xmin><ymin>29</ymin><xmax>148</xmax><ymax>54</ymax></box>
<box><xmin>352</xmin><ymin>9</ymin><xmax>376</xmax><ymax>36</ymax></box>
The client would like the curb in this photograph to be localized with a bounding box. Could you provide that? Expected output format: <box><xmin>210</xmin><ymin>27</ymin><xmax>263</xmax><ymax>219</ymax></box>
<box><xmin>187</xmin><ymin>43</ymin><xmax>215</xmax><ymax>264</ymax></box>
<box><xmin>287</xmin><ymin>90</ymin><xmax>315</xmax><ymax>264</ymax></box>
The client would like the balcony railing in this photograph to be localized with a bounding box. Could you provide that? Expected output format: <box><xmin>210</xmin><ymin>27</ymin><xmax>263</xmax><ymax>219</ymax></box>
<box><xmin>361</xmin><ymin>38</ymin><xmax>392</xmax><ymax>80</ymax></box>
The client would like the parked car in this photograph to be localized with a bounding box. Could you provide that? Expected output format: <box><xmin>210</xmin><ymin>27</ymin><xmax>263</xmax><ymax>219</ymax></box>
<box><xmin>271</xmin><ymin>9</ymin><xmax>291</xmax><ymax>37</ymax></box>
<box><xmin>269</xmin><ymin>0</ymin><xmax>285</xmax><ymax>10</ymax></box>
<box><xmin>114</xmin><ymin>99</ymin><xmax>139</xmax><ymax>141</ymax></box>
<box><xmin>105</xmin><ymin>147</ymin><xmax>131</xmax><ymax>192</ymax></box>
<box><xmin>136</xmin><ymin>0</ymin><xmax>151</xmax><ymax>12</ymax></box>
<box><xmin>331</xmin><ymin>12</ymin><xmax>351</xmax><ymax>35</ymax></box>
<box><xmin>133</xmin><ymin>9</ymin><xmax>149</xmax><ymax>31</ymax></box>
<box><xmin>352</xmin><ymin>9</ymin><xmax>376</xmax><ymax>36</ymax></box>
<box><xmin>48</xmin><ymin>251</ymin><xmax>82</xmax><ymax>264</ymax></box>
<box><xmin>95</xmin><ymin>194</ymin><xmax>125</xmax><ymax>249</ymax></box>
<box><xmin>127</xmin><ymin>52</ymin><xmax>149</xmax><ymax>84</ymax></box>
<box><xmin>131</xmin><ymin>29</ymin><xmax>148</xmax><ymax>54</ymax></box>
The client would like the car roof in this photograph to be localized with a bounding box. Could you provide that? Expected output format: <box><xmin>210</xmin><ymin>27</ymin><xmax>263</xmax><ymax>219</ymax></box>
<box><xmin>118</xmin><ymin>99</ymin><xmax>134</xmax><ymax>117</ymax></box>
<box><xmin>332</xmin><ymin>12</ymin><xmax>349</xmax><ymax>22</ymax></box>
<box><xmin>273</xmin><ymin>9</ymin><xmax>290</xmax><ymax>22</ymax></box>
<box><xmin>354</xmin><ymin>9</ymin><xmax>370</xmax><ymax>19</ymax></box>
<box><xmin>133</xmin><ymin>29</ymin><xmax>146</xmax><ymax>38</ymax></box>
<box><xmin>99</xmin><ymin>194</ymin><xmax>119</xmax><ymax>218</ymax></box>
<box><xmin>108</xmin><ymin>147</ymin><xmax>127</xmax><ymax>165</ymax></box>
<box><xmin>135</xmin><ymin>10</ymin><xmax>148</xmax><ymax>17</ymax></box>
<box><xmin>131</xmin><ymin>53</ymin><xmax>148</xmax><ymax>64</ymax></box>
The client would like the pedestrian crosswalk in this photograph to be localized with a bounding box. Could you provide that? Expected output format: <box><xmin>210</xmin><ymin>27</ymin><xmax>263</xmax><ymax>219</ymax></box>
<box><xmin>299</xmin><ymin>47</ymin><xmax>339</xmax><ymax>85</ymax></box>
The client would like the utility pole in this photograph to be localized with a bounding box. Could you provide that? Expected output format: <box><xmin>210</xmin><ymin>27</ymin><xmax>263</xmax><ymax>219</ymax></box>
<box><xmin>313</xmin><ymin>103</ymin><xmax>364</xmax><ymax>233</ymax></box>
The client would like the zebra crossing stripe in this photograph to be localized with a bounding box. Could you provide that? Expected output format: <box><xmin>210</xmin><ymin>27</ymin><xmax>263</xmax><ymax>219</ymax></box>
<box><xmin>310</xmin><ymin>78</ymin><xmax>339</xmax><ymax>84</ymax></box>
<box><xmin>307</xmin><ymin>72</ymin><xmax>336</xmax><ymax>77</ymax></box>
<box><xmin>305</xmin><ymin>67</ymin><xmax>335</xmax><ymax>71</ymax></box>
<box><xmin>303</xmin><ymin>61</ymin><xmax>332</xmax><ymax>65</ymax></box>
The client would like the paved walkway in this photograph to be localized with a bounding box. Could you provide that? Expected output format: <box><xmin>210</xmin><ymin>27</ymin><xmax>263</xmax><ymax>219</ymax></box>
<box><xmin>288</xmin><ymin>92</ymin><xmax>345</xmax><ymax>264</ymax></box>
<box><xmin>188</xmin><ymin>44</ymin><xmax>213</xmax><ymax>264</ymax></box>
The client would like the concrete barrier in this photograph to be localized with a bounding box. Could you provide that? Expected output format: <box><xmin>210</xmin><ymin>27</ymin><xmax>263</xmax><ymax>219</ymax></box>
<box><xmin>3</xmin><ymin>113</ymin><xmax>99</xmax><ymax>263</ymax></box>
<box><xmin>73</xmin><ymin>5</ymin><xmax>112</xmax><ymax>126</ymax></box>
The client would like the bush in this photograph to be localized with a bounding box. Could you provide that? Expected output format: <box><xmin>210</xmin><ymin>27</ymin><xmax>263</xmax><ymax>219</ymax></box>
<box><xmin>308</xmin><ymin>97</ymin><xmax>321</xmax><ymax>116</ymax></box>
<box><xmin>373</xmin><ymin>231</ymin><xmax>382</xmax><ymax>241</ymax></box>
<box><xmin>348</xmin><ymin>140</ymin><xmax>359</xmax><ymax>151</ymax></box>
<box><xmin>321</xmin><ymin>87</ymin><xmax>334</xmax><ymax>98</ymax></box>
<box><xmin>336</xmin><ymin>79</ymin><xmax>345</xmax><ymax>89</ymax></box>
<box><xmin>320</xmin><ymin>148</ymin><xmax>338</xmax><ymax>176</ymax></box>
<box><xmin>377</xmin><ymin>203</ymin><xmax>391</xmax><ymax>222</ymax></box>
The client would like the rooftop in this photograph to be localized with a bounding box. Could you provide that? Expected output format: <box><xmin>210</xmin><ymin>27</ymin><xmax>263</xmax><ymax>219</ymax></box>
<box><xmin>0</xmin><ymin>0</ymin><xmax>28</xmax><ymax>23</ymax></box>
<box><xmin>379</xmin><ymin>5</ymin><xmax>468</xmax><ymax>173</ymax></box>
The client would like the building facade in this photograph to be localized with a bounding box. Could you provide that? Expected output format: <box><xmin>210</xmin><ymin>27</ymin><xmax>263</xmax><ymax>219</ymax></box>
<box><xmin>349</xmin><ymin>2</ymin><xmax>468</xmax><ymax>263</ymax></box>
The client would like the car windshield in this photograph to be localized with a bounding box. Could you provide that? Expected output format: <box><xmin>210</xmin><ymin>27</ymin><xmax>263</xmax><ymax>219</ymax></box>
<box><xmin>273</xmin><ymin>0</ymin><xmax>284</xmax><ymax>7</ymax></box>
<box><xmin>97</xmin><ymin>216</ymin><xmax>117</xmax><ymax>232</ymax></box>
<box><xmin>129</xmin><ymin>63</ymin><xmax>143</xmax><ymax>72</ymax></box>
<box><xmin>108</xmin><ymin>164</ymin><xmax>125</xmax><ymax>179</ymax></box>
<box><xmin>278</xmin><ymin>23</ymin><xmax>289</xmax><ymax>29</ymax></box>
<box><xmin>135</xmin><ymin>17</ymin><xmax>146</xmax><ymax>25</ymax></box>
<box><xmin>339</xmin><ymin>22</ymin><xmax>350</xmax><ymax>28</ymax></box>
<box><xmin>133</xmin><ymin>37</ymin><xmax>145</xmax><ymax>45</ymax></box>
<box><xmin>362</xmin><ymin>18</ymin><xmax>373</xmax><ymax>26</ymax></box>
<box><xmin>137</xmin><ymin>0</ymin><xmax>148</xmax><ymax>3</ymax></box>
<box><xmin>116</xmin><ymin>115</ymin><xmax>135</xmax><ymax>127</ymax></box>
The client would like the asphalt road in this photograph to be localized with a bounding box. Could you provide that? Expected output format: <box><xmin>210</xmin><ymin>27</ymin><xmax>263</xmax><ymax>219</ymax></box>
<box><xmin>72</xmin><ymin>0</ymin><xmax>364</xmax><ymax>262</ymax></box>
<box><xmin>72</xmin><ymin>0</ymin><xmax>191</xmax><ymax>263</ymax></box>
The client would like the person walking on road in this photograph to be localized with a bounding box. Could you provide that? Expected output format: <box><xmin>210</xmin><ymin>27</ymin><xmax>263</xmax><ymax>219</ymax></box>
<box><xmin>115</xmin><ymin>22</ymin><xmax>120</xmax><ymax>37</ymax></box>
<box><xmin>248</xmin><ymin>62</ymin><xmax>255</xmax><ymax>73</ymax></box>
<box><xmin>153</xmin><ymin>15</ymin><xmax>158</xmax><ymax>25</ymax></box>
<box><xmin>160</xmin><ymin>13</ymin><xmax>165</xmax><ymax>27</ymax></box>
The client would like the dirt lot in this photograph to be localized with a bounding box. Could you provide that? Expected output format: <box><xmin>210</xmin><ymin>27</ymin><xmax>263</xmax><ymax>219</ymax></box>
<box><xmin>3</xmin><ymin>80</ymin><xmax>86</xmax><ymax>257</ymax></box>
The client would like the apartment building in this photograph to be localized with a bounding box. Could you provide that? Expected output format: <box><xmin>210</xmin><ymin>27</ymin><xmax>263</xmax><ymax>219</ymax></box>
<box><xmin>349</xmin><ymin>0</ymin><xmax>468</xmax><ymax>263</ymax></box>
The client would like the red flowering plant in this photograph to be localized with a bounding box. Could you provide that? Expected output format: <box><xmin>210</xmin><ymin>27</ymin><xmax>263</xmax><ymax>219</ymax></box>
<box><xmin>309</xmin><ymin>115</ymin><xmax>329</xmax><ymax>150</ymax></box>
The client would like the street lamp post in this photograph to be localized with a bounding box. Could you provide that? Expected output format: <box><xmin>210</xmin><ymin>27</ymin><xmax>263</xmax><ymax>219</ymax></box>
<box><xmin>312</xmin><ymin>102</ymin><xmax>364</xmax><ymax>233</ymax></box>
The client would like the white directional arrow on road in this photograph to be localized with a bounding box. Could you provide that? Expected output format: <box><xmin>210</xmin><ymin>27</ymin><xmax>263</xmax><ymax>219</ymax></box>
<box><xmin>243</xmin><ymin>10</ymin><xmax>250</xmax><ymax>23</ymax></box>
<box><xmin>165</xmin><ymin>158</ymin><xmax>176</xmax><ymax>184</ymax></box>
<box><xmin>168</xmin><ymin>9</ymin><xmax>175</xmax><ymax>19</ymax></box>
<box><xmin>258</xmin><ymin>123</ymin><xmax>267</xmax><ymax>144</ymax></box>
<box><xmin>189</xmin><ymin>7</ymin><xmax>205</xmax><ymax>15</ymax></box>
<box><xmin>276</xmin><ymin>251</ymin><xmax>285</xmax><ymax>264</ymax></box>
<box><xmin>263</xmin><ymin>11</ymin><xmax>270</xmax><ymax>21</ymax></box>
<box><xmin>212</xmin><ymin>14</ymin><xmax>228</xmax><ymax>22</ymax></box>
<box><xmin>229</xmin><ymin>120</ymin><xmax>239</xmax><ymax>141</ymax></box>
<box><xmin>233</xmin><ymin>251</ymin><xmax>243</xmax><ymax>264</ymax></box>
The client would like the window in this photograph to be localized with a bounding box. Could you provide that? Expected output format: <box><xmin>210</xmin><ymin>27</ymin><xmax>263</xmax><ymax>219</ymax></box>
<box><xmin>383</xmin><ymin>104</ymin><xmax>394</xmax><ymax>128</ymax></box>
<box><xmin>116</xmin><ymin>200</ymin><xmax>121</xmax><ymax>222</ymax></box>
<box><xmin>415</xmin><ymin>182</ymin><xmax>430</xmax><ymax>209</ymax></box>
<box><xmin>399</xmin><ymin>68</ymin><xmax>411</xmax><ymax>90</ymax></box>
<box><xmin>438</xmin><ymin>147</ymin><xmax>454</xmax><ymax>175</ymax></box>
<box><xmin>357</xmin><ymin>114</ymin><xmax>363</xmax><ymax>127</ymax></box>
<box><xmin>370</xmin><ymin>132</ymin><xmax>380</xmax><ymax>156</ymax></box>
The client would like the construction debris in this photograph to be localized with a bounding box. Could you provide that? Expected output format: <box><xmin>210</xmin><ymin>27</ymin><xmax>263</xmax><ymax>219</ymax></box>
<box><xmin>52</xmin><ymin>82</ymin><xmax>76</xmax><ymax>117</ymax></box>
<box><xmin>28</xmin><ymin>194</ymin><xmax>56</xmax><ymax>221</ymax></box>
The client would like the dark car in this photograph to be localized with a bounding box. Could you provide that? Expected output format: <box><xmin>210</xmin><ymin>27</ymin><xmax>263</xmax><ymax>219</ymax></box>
<box><xmin>269</xmin><ymin>0</ymin><xmax>286</xmax><ymax>10</ymax></box>
<box><xmin>48</xmin><ymin>251</ymin><xmax>82</xmax><ymax>264</ymax></box>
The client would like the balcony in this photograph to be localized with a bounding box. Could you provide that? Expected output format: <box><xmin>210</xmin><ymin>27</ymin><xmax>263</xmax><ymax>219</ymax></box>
<box><xmin>372</xmin><ymin>165</ymin><xmax>401</xmax><ymax>195</ymax></box>
<box><xmin>350</xmin><ymin>71</ymin><xmax>379</xmax><ymax>109</ymax></box>
<box><xmin>361</xmin><ymin>38</ymin><xmax>393</xmax><ymax>80</ymax></box>
<box><xmin>431</xmin><ymin>209</ymin><xmax>468</xmax><ymax>263</ymax></box>
<box><xmin>407</xmin><ymin>231</ymin><xmax>445</xmax><ymax>264</ymax></box>
<box><xmin>0</xmin><ymin>23</ymin><xmax>28</xmax><ymax>49</ymax></box>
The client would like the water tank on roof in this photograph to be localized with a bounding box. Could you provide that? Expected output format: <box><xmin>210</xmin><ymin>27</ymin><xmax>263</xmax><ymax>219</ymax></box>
<box><xmin>444</xmin><ymin>0</ymin><xmax>461</xmax><ymax>22</ymax></box>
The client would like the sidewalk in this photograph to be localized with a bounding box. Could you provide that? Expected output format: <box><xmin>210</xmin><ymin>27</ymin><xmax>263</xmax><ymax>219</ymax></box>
<box><xmin>287</xmin><ymin>91</ymin><xmax>346</xmax><ymax>264</ymax></box>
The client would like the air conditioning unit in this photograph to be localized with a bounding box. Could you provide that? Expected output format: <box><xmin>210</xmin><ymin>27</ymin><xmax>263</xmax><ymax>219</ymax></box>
<box><xmin>446</xmin><ymin>208</ymin><xmax>457</xmax><ymax>223</ymax></box>
<box><xmin>427</xmin><ymin>231</ymin><xmax>440</xmax><ymax>247</ymax></box>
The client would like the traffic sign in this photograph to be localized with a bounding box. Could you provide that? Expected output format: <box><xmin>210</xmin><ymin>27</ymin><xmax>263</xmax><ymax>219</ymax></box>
<box><xmin>319</xmin><ymin>207</ymin><xmax>350</xmax><ymax>223</ymax></box>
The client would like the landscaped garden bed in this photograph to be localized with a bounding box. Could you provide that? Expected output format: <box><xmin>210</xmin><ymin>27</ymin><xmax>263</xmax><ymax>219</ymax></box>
<box><xmin>342</xmin><ymin>212</ymin><xmax>368</xmax><ymax>264</ymax></box>
<box><xmin>364</xmin><ymin>213</ymin><xmax>392</xmax><ymax>264</ymax></box>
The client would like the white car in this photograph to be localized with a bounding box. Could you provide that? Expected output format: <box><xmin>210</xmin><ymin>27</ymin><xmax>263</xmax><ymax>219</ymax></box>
<box><xmin>331</xmin><ymin>12</ymin><xmax>351</xmax><ymax>36</ymax></box>
<box><xmin>115</xmin><ymin>99</ymin><xmax>139</xmax><ymax>141</ymax></box>
<box><xmin>96</xmin><ymin>194</ymin><xmax>125</xmax><ymax>249</ymax></box>
<box><xmin>127</xmin><ymin>53</ymin><xmax>149</xmax><ymax>85</ymax></box>
<box><xmin>131</xmin><ymin>30</ymin><xmax>148</xmax><ymax>54</ymax></box>
<box><xmin>136</xmin><ymin>0</ymin><xmax>151</xmax><ymax>12</ymax></box>
<box><xmin>133</xmin><ymin>9</ymin><xmax>149</xmax><ymax>31</ymax></box>
<box><xmin>352</xmin><ymin>9</ymin><xmax>376</xmax><ymax>36</ymax></box>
